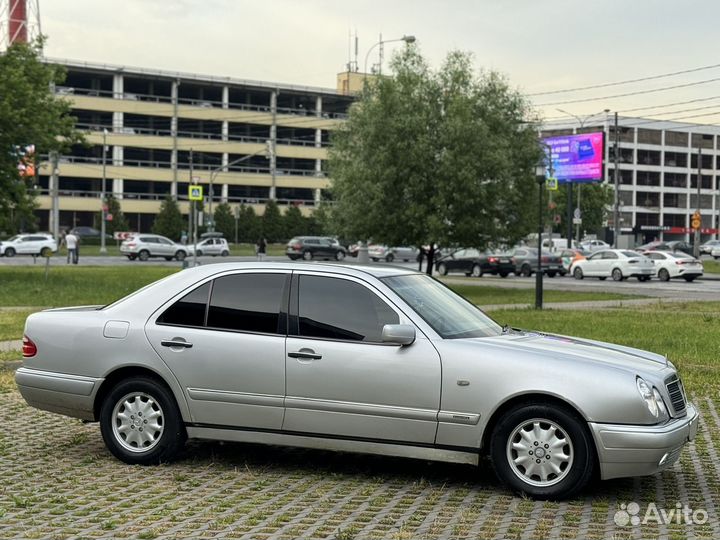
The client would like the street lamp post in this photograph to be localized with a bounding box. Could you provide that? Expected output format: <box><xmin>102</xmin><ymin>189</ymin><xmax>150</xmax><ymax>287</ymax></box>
<box><xmin>363</xmin><ymin>35</ymin><xmax>416</xmax><ymax>76</ymax></box>
<box><xmin>100</xmin><ymin>128</ymin><xmax>108</xmax><ymax>254</ymax></box>
<box><xmin>208</xmin><ymin>141</ymin><xmax>272</xmax><ymax>232</ymax></box>
<box><xmin>537</xmin><ymin>144</ymin><xmax>554</xmax><ymax>309</ymax></box>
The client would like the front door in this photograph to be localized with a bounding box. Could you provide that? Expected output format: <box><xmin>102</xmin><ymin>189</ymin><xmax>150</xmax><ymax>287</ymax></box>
<box><xmin>283</xmin><ymin>272</ymin><xmax>441</xmax><ymax>444</ymax></box>
<box><xmin>145</xmin><ymin>271</ymin><xmax>290</xmax><ymax>429</ymax></box>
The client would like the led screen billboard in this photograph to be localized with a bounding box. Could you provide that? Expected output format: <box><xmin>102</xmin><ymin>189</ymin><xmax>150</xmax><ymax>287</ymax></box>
<box><xmin>543</xmin><ymin>132</ymin><xmax>604</xmax><ymax>183</ymax></box>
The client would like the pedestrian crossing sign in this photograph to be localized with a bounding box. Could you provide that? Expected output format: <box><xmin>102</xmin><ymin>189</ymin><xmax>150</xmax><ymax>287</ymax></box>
<box><xmin>546</xmin><ymin>177</ymin><xmax>558</xmax><ymax>191</ymax></box>
<box><xmin>189</xmin><ymin>185</ymin><xmax>203</xmax><ymax>201</ymax></box>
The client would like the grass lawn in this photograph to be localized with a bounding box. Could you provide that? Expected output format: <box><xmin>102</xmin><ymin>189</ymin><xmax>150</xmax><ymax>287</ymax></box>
<box><xmin>448</xmin><ymin>283</ymin><xmax>642</xmax><ymax>306</ymax></box>
<box><xmin>0</xmin><ymin>310</ymin><xmax>37</xmax><ymax>341</ymax></box>
<box><xmin>702</xmin><ymin>258</ymin><xmax>720</xmax><ymax>274</ymax></box>
<box><xmin>490</xmin><ymin>304</ymin><xmax>720</xmax><ymax>394</ymax></box>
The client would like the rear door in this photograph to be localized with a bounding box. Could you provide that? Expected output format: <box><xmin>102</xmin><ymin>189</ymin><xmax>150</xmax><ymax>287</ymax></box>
<box><xmin>284</xmin><ymin>272</ymin><xmax>441</xmax><ymax>444</ymax></box>
<box><xmin>145</xmin><ymin>270</ymin><xmax>290</xmax><ymax>429</ymax></box>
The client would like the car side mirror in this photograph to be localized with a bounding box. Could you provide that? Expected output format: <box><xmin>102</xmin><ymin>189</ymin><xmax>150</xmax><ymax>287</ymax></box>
<box><xmin>381</xmin><ymin>324</ymin><xmax>416</xmax><ymax>346</ymax></box>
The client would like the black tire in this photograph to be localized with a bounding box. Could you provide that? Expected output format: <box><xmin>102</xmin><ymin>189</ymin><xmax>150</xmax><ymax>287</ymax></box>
<box><xmin>658</xmin><ymin>268</ymin><xmax>670</xmax><ymax>282</ymax></box>
<box><xmin>438</xmin><ymin>263</ymin><xmax>448</xmax><ymax>276</ymax></box>
<box><xmin>547</xmin><ymin>271</ymin><xmax>556</xmax><ymax>278</ymax></box>
<box><xmin>40</xmin><ymin>247</ymin><xmax>51</xmax><ymax>257</ymax></box>
<box><xmin>196</xmin><ymin>250</ymin><xmax>203</xmax><ymax>257</ymax></box>
<box><xmin>521</xmin><ymin>265</ymin><xmax>532</xmax><ymax>277</ymax></box>
<box><xmin>175</xmin><ymin>251</ymin><xmax>186</xmax><ymax>261</ymax></box>
<box><xmin>5</xmin><ymin>247</ymin><xmax>15</xmax><ymax>257</ymax></box>
<box><xmin>128</xmin><ymin>254</ymin><xmax>137</xmax><ymax>261</ymax></box>
<box><xmin>489</xmin><ymin>402</ymin><xmax>594</xmax><ymax>500</ymax></box>
<box><xmin>499</xmin><ymin>272</ymin><xmax>509</xmax><ymax>278</ymax></box>
<box><xmin>573</xmin><ymin>267</ymin><xmax>584</xmax><ymax>280</ymax></box>
<box><xmin>684</xmin><ymin>275</ymin><xmax>697</xmax><ymax>282</ymax></box>
<box><xmin>138</xmin><ymin>250</ymin><xmax>150</xmax><ymax>262</ymax></box>
<box><xmin>221</xmin><ymin>250</ymin><xmax>229</xmax><ymax>257</ymax></box>
<box><xmin>302</xmin><ymin>250</ymin><xmax>313</xmax><ymax>261</ymax></box>
<box><xmin>471</xmin><ymin>264</ymin><xmax>483</xmax><ymax>278</ymax></box>
<box><xmin>611</xmin><ymin>268</ymin><xmax>623</xmax><ymax>281</ymax></box>
<box><xmin>99</xmin><ymin>377</ymin><xmax>186</xmax><ymax>465</ymax></box>
<box><xmin>385</xmin><ymin>254</ymin><xmax>394</xmax><ymax>263</ymax></box>
<box><xmin>335</xmin><ymin>250</ymin><xmax>346</xmax><ymax>261</ymax></box>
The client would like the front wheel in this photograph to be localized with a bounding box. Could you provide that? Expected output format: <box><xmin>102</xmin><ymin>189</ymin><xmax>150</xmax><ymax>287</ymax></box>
<box><xmin>490</xmin><ymin>403</ymin><xmax>594</xmax><ymax>499</ymax></box>
<box><xmin>175</xmin><ymin>251</ymin><xmax>186</xmax><ymax>261</ymax></box>
<box><xmin>335</xmin><ymin>250</ymin><xmax>346</xmax><ymax>261</ymax></box>
<box><xmin>4</xmin><ymin>247</ymin><xmax>15</xmax><ymax>257</ymax></box>
<box><xmin>471</xmin><ymin>264</ymin><xmax>482</xmax><ymax>278</ymax></box>
<box><xmin>99</xmin><ymin>377</ymin><xmax>186</xmax><ymax>465</ymax></box>
<box><xmin>40</xmin><ymin>247</ymin><xmax>52</xmax><ymax>257</ymax></box>
<box><xmin>138</xmin><ymin>250</ymin><xmax>150</xmax><ymax>262</ymax></box>
<box><xmin>573</xmin><ymin>267</ymin><xmax>584</xmax><ymax>280</ymax></box>
<box><xmin>385</xmin><ymin>254</ymin><xmax>394</xmax><ymax>263</ymax></box>
<box><xmin>611</xmin><ymin>268</ymin><xmax>623</xmax><ymax>281</ymax></box>
<box><xmin>437</xmin><ymin>263</ymin><xmax>448</xmax><ymax>276</ymax></box>
<box><xmin>658</xmin><ymin>268</ymin><xmax>670</xmax><ymax>282</ymax></box>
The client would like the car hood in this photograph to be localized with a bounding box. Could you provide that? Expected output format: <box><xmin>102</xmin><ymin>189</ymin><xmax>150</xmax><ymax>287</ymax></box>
<box><xmin>466</xmin><ymin>330</ymin><xmax>667</xmax><ymax>374</ymax></box>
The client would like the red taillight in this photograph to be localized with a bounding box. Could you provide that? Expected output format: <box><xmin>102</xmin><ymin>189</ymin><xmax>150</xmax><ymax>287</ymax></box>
<box><xmin>22</xmin><ymin>335</ymin><xmax>37</xmax><ymax>358</ymax></box>
<box><xmin>290</xmin><ymin>243</ymin><xmax>301</xmax><ymax>250</ymax></box>
<box><xmin>489</xmin><ymin>257</ymin><xmax>498</xmax><ymax>263</ymax></box>
<box><xmin>126</xmin><ymin>243</ymin><xmax>136</xmax><ymax>248</ymax></box>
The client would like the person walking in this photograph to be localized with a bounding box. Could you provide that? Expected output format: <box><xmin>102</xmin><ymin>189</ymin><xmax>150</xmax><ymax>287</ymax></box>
<box><xmin>64</xmin><ymin>231</ymin><xmax>79</xmax><ymax>264</ymax></box>
<box><xmin>256</xmin><ymin>238</ymin><xmax>267</xmax><ymax>261</ymax></box>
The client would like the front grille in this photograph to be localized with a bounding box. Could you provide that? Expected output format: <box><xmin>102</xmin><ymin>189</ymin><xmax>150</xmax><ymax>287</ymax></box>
<box><xmin>665</xmin><ymin>376</ymin><xmax>687</xmax><ymax>416</ymax></box>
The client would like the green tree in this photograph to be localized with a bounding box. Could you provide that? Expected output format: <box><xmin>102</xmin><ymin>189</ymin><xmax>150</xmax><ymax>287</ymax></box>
<box><xmin>0</xmin><ymin>38</ymin><xmax>83</xmax><ymax>233</ymax></box>
<box><xmin>152</xmin><ymin>195</ymin><xmax>184</xmax><ymax>240</ymax></box>
<box><xmin>236</xmin><ymin>204</ymin><xmax>260</xmax><ymax>243</ymax></box>
<box><xmin>261</xmin><ymin>199</ymin><xmax>283</xmax><ymax>242</ymax></box>
<box><xmin>93</xmin><ymin>194</ymin><xmax>129</xmax><ymax>235</ymax></box>
<box><xmin>329</xmin><ymin>48</ymin><xmax>542</xmax><ymax>272</ymax></box>
<box><xmin>213</xmin><ymin>203</ymin><xmax>235</xmax><ymax>240</ymax></box>
<box><xmin>551</xmin><ymin>183</ymin><xmax>613</xmax><ymax>238</ymax></box>
<box><xmin>307</xmin><ymin>203</ymin><xmax>330</xmax><ymax>236</ymax></box>
<box><xmin>283</xmin><ymin>204</ymin><xmax>306</xmax><ymax>239</ymax></box>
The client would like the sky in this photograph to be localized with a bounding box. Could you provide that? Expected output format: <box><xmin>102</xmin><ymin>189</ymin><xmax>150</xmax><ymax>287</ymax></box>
<box><xmin>33</xmin><ymin>0</ymin><xmax>720</xmax><ymax>127</ymax></box>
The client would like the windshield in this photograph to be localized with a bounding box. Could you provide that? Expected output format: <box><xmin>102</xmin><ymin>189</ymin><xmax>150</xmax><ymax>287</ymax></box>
<box><xmin>382</xmin><ymin>274</ymin><xmax>503</xmax><ymax>339</ymax></box>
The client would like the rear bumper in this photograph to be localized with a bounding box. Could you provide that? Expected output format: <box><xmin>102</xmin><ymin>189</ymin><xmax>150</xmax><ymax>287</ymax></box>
<box><xmin>589</xmin><ymin>403</ymin><xmax>699</xmax><ymax>480</ymax></box>
<box><xmin>15</xmin><ymin>367</ymin><xmax>102</xmax><ymax>421</ymax></box>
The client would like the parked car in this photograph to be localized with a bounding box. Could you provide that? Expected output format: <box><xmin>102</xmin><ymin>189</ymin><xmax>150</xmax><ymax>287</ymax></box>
<box><xmin>559</xmin><ymin>249</ymin><xmax>587</xmax><ymax>274</ymax></box>
<box><xmin>187</xmin><ymin>237</ymin><xmax>230</xmax><ymax>257</ymax></box>
<box><xmin>711</xmin><ymin>246</ymin><xmax>720</xmax><ymax>260</ymax></box>
<box><xmin>0</xmin><ymin>233</ymin><xmax>57</xmax><ymax>257</ymax></box>
<box><xmin>699</xmin><ymin>239</ymin><xmax>720</xmax><ymax>255</ymax></box>
<box><xmin>369</xmin><ymin>245</ymin><xmax>420</xmax><ymax>263</ymax></box>
<box><xmin>507</xmin><ymin>247</ymin><xmax>565</xmax><ymax>277</ymax></box>
<box><xmin>435</xmin><ymin>249</ymin><xmax>513</xmax><ymax>278</ymax></box>
<box><xmin>635</xmin><ymin>241</ymin><xmax>666</xmax><ymax>253</ymax></box>
<box><xmin>663</xmin><ymin>241</ymin><xmax>694</xmax><ymax>256</ymax></box>
<box><xmin>571</xmin><ymin>249</ymin><xmax>654</xmax><ymax>281</ymax></box>
<box><xmin>70</xmin><ymin>226</ymin><xmax>112</xmax><ymax>240</ymax></box>
<box><xmin>120</xmin><ymin>234</ymin><xmax>189</xmax><ymax>261</ymax></box>
<box><xmin>579</xmin><ymin>239</ymin><xmax>610</xmax><ymax>252</ymax></box>
<box><xmin>16</xmin><ymin>262</ymin><xmax>698</xmax><ymax>499</ymax></box>
<box><xmin>286</xmin><ymin>236</ymin><xmax>346</xmax><ymax>261</ymax></box>
<box><xmin>645</xmin><ymin>250</ymin><xmax>703</xmax><ymax>282</ymax></box>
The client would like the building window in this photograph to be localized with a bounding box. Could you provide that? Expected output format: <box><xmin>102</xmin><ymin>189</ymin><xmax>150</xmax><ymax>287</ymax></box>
<box><xmin>637</xmin><ymin>128</ymin><xmax>662</xmax><ymax>145</ymax></box>
<box><xmin>664</xmin><ymin>151</ymin><xmax>687</xmax><ymax>168</ymax></box>
<box><xmin>637</xmin><ymin>150</ymin><xmax>661</xmax><ymax>166</ymax></box>
<box><xmin>663</xmin><ymin>173</ymin><xmax>687</xmax><ymax>188</ymax></box>
<box><xmin>636</xmin><ymin>192</ymin><xmax>660</xmax><ymax>208</ymax></box>
<box><xmin>665</xmin><ymin>131</ymin><xmax>689</xmax><ymax>147</ymax></box>
<box><xmin>663</xmin><ymin>193</ymin><xmax>686</xmax><ymax>208</ymax></box>
<box><xmin>638</xmin><ymin>171</ymin><xmax>661</xmax><ymax>186</ymax></box>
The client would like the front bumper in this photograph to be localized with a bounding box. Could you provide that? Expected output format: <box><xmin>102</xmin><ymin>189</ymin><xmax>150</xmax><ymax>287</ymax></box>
<box><xmin>590</xmin><ymin>403</ymin><xmax>699</xmax><ymax>480</ymax></box>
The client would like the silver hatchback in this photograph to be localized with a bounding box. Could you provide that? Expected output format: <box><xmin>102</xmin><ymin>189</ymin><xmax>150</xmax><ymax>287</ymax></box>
<box><xmin>16</xmin><ymin>263</ymin><xmax>697</xmax><ymax>499</ymax></box>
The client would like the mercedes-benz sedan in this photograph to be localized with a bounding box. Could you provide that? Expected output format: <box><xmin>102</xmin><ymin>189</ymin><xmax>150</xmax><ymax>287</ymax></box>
<box><xmin>16</xmin><ymin>263</ymin><xmax>697</xmax><ymax>499</ymax></box>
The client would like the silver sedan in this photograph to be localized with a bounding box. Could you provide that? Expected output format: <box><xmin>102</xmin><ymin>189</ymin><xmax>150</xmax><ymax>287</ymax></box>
<box><xmin>16</xmin><ymin>263</ymin><xmax>697</xmax><ymax>499</ymax></box>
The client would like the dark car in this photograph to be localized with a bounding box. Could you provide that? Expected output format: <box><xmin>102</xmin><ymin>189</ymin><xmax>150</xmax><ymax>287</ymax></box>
<box><xmin>636</xmin><ymin>240</ymin><xmax>694</xmax><ymax>256</ymax></box>
<box><xmin>286</xmin><ymin>236</ymin><xmax>346</xmax><ymax>261</ymax></box>
<box><xmin>435</xmin><ymin>248</ymin><xmax>513</xmax><ymax>278</ymax></box>
<box><xmin>70</xmin><ymin>226</ymin><xmax>112</xmax><ymax>239</ymax></box>
<box><xmin>508</xmin><ymin>247</ymin><xmax>565</xmax><ymax>277</ymax></box>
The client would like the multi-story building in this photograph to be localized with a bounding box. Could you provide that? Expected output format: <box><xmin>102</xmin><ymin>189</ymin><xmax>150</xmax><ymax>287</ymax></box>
<box><xmin>37</xmin><ymin>59</ymin><xmax>354</xmax><ymax>233</ymax></box>
<box><xmin>541</xmin><ymin>117</ymin><xmax>720</xmax><ymax>244</ymax></box>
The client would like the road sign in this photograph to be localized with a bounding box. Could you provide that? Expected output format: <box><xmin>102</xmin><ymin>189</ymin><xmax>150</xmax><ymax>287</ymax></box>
<box><xmin>189</xmin><ymin>185</ymin><xmax>203</xmax><ymax>201</ymax></box>
<box><xmin>553</xmin><ymin>214</ymin><xmax>561</xmax><ymax>224</ymax></box>
<box><xmin>573</xmin><ymin>217</ymin><xmax>582</xmax><ymax>225</ymax></box>
<box><xmin>691</xmin><ymin>217</ymin><xmax>701</xmax><ymax>230</ymax></box>
<box><xmin>546</xmin><ymin>177</ymin><xmax>558</xmax><ymax>191</ymax></box>
<box><xmin>573</xmin><ymin>208</ymin><xmax>581</xmax><ymax>220</ymax></box>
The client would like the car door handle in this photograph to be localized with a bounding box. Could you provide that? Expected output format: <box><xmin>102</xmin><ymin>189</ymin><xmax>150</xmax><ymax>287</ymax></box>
<box><xmin>288</xmin><ymin>350</ymin><xmax>322</xmax><ymax>360</ymax></box>
<box><xmin>161</xmin><ymin>339</ymin><xmax>193</xmax><ymax>349</ymax></box>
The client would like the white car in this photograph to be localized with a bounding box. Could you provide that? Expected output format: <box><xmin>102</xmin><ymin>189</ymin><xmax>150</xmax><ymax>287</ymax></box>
<box><xmin>571</xmin><ymin>249</ymin><xmax>654</xmax><ymax>281</ymax></box>
<box><xmin>187</xmin><ymin>238</ymin><xmax>230</xmax><ymax>257</ymax></box>
<box><xmin>645</xmin><ymin>250</ymin><xmax>703</xmax><ymax>282</ymax></box>
<box><xmin>120</xmin><ymin>234</ymin><xmax>189</xmax><ymax>261</ymax></box>
<box><xmin>369</xmin><ymin>245</ymin><xmax>420</xmax><ymax>262</ymax></box>
<box><xmin>709</xmin><ymin>246</ymin><xmax>720</xmax><ymax>259</ymax></box>
<box><xmin>579</xmin><ymin>239</ymin><xmax>610</xmax><ymax>252</ymax></box>
<box><xmin>699</xmin><ymin>239</ymin><xmax>720</xmax><ymax>255</ymax></box>
<box><xmin>0</xmin><ymin>234</ymin><xmax>57</xmax><ymax>257</ymax></box>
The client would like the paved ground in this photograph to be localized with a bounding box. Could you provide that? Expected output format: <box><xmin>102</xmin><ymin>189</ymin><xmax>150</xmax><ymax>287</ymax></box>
<box><xmin>0</xmin><ymin>383</ymin><xmax>718</xmax><ymax>539</ymax></box>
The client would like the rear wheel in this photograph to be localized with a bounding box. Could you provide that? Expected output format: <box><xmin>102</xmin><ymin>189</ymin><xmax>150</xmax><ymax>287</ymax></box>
<box><xmin>573</xmin><ymin>267</ymin><xmax>584</xmax><ymax>280</ymax></box>
<box><xmin>521</xmin><ymin>265</ymin><xmax>532</xmax><ymax>277</ymax></box>
<box><xmin>611</xmin><ymin>268</ymin><xmax>623</xmax><ymax>281</ymax></box>
<box><xmin>490</xmin><ymin>402</ymin><xmax>594</xmax><ymax>500</ymax></box>
<box><xmin>4</xmin><ymin>247</ymin><xmax>15</xmax><ymax>257</ymax></box>
<box><xmin>385</xmin><ymin>254</ymin><xmax>394</xmax><ymax>263</ymax></box>
<box><xmin>437</xmin><ymin>263</ymin><xmax>448</xmax><ymax>276</ymax></box>
<box><xmin>175</xmin><ymin>251</ymin><xmax>186</xmax><ymax>261</ymax></box>
<box><xmin>471</xmin><ymin>264</ymin><xmax>483</xmax><ymax>278</ymax></box>
<box><xmin>127</xmin><ymin>254</ymin><xmax>137</xmax><ymax>261</ymax></box>
<box><xmin>138</xmin><ymin>250</ymin><xmax>150</xmax><ymax>262</ymax></box>
<box><xmin>99</xmin><ymin>377</ymin><xmax>186</xmax><ymax>465</ymax></box>
<box><xmin>40</xmin><ymin>247</ymin><xmax>51</xmax><ymax>257</ymax></box>
<box><xmin>335</xmin><ymin>250</ymin><xmax>346</xmax><ymax>261</ymax></box>
<box><xmin>658</xmin><ymin>268</ymin><xmax>670</xmax><ymax>282</ymax></box>
<box><xmin>221</xmin><ymin>250</ymin><xmax>229</xmax><ymax>257</ymax></box>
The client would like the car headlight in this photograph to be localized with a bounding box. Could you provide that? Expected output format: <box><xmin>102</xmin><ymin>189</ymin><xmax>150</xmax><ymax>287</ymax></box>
<box><xmin>636</xmin><ymin>377</ymin><xmax>668</xmax><ymax>421</ymax></box>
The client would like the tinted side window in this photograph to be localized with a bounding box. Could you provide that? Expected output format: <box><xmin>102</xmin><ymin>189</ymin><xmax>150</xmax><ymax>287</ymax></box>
<box><xmin>207</xmin><ymin>273</ymin><xmax>286</xmax><ymax>334</ymax></box>
<box><xmin>298</xmin><ymin>276</ymin><xmax>399</xmax><ymax>342</ymax></box>
<box><xmin>602</xmin><ymin>251</ymin><xmax>618</xmax><ymax>259</ymax></box>
<box><xmin>157</xmin><ymin>282</ymin><xmax>211</xmax><ymax>327</ymax></box>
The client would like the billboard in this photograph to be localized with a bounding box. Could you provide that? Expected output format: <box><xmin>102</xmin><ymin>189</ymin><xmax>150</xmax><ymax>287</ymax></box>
<box><xmin>543</xmin><ymin>132</ymin><xmax>604</xmax><ymax>183</ymax></box>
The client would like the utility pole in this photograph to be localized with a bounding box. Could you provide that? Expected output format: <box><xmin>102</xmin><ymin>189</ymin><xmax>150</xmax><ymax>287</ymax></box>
<box><xmin>566</xmin><ymin>182</ymin><xmax>573</xmax><ymax>249</ymax></box>
<box><xmin>537</xmin><ymin>146</ymin><xmax>553</xmax><ymax>309</ymax></box>
<box><xmin>269</xmin><ymin>89</ymin><xmax>278</xmax><ymax>200</ymax></box>
<box><xmin>613</xmin><ymin>112</ymin><xmax>620</xmax><ymax>248</ymax></box>
<box><xmin>100</xmin><ymin>129</ymin><xmax>108</xmax><ymax>254</ymax></box>
<box><xmin>49</xmin><ymin>151</ymin><xmax>60</xmax><ymax>241</ymax></box>
<box><xmin>694</xmin><ymin>145</ymin><xmax>702</xmax><ymax>258</ymax></box>
<box><xmin>190</xmin><ymin>149</ymin><xmax>198</xmax><ymax>267</ymax></box>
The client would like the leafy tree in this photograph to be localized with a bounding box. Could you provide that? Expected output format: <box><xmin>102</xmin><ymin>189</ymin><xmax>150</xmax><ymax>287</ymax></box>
<box><xmin>551</xmin><ymin>183</ymin><xmax>613</xmax><ymax>239</ymax></box>
<box><xmin>283</xmin><ymin>204</ymin><xmax>306</xmax><ymax>239</ymax></box>
<box><xmin>0</xmin><ymin>38</ymin><xmax>83</xmax><ymax>233</ymax></box>
<box><xmin>261</xmin><ymin>199</ymin><xmax>283</xmax><ymax>242</ymax></box>
<box><xmin>93</xmin><ymin>194</ymin><xmax>128</xmax><ymax>235</ymax></box>
<box><xmin>236</xmin><ymin>204</ymin><xmax>260</xmax><ymax>243</ymax></box>
<box><xmin>213</xmin><ymin>203</ymin><xmax>235</xmax><ymax>240</ymax></box>
<box><xmin>329</xmin><ymin>48</ymin><xmax>542</xmax><ymax>272</ymax></box>
<box><xmin>152</xmin><ymin>195</ymin><xmax>184</xmax><ymax>240</ymax></box>
<box><xmin>307</xmin><ymin>203</ymin><xmax>330</xmax><ymax>236</ymax></box>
